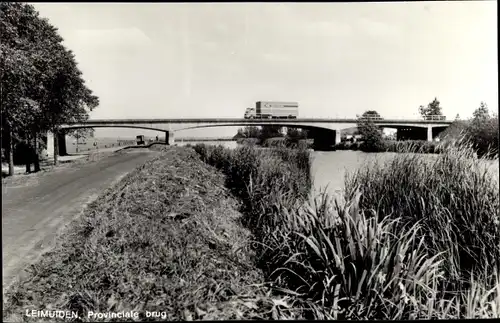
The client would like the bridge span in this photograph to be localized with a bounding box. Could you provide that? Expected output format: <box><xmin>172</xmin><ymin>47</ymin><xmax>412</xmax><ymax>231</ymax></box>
<box><xmin>45</xmin><ymin>117</ymin><xmax>453</xmax><ymax>159</ymax></box>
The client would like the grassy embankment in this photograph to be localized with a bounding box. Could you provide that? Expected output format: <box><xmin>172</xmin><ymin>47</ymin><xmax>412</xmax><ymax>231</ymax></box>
<box><xmin>4</xmin><ymin>142</ymin><xmax>498</xmax><ymax>320</ymax></box>
<box><xmin>3</xmin><ymin>146</ymin><xmax>293</xmax><ymax>322</ymax></box>
<box><xmin>194</xmin><ymin>143</ymin><xmax>499</xmax><ymax>319</ymax></box>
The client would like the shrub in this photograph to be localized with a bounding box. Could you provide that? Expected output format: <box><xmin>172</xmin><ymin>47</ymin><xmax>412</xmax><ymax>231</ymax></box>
<box><xmin>384</xmin><ymin>140</ymin><xmax>441</xmax><ymax>154</ymax></box>
<box><xmin>235</xmin><ymin>138</ymin><xmax>260</xmax><ymax>146</ymax></box>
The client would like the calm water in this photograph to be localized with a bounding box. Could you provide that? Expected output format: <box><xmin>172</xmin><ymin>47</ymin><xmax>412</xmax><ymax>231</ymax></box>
<box><xmin>177</xmin><ymin>141</ymin><xmax>395</xmax><ymax>198</ymax></box>
<box><xmin>178</xmin><ymin>141</ymin><xmax>499</xmax><ymax>201</ymax></box>
<box><xmin>310</xmin><ymin>151</ymin><xmax>395</xmax><ymax>198</ymax></box>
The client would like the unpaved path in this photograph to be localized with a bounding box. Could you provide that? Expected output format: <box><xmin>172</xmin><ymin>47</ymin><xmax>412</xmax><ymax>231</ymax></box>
<box><xmin>2</xmin><ymin>149</ymin><xmax>160</xmax><ymax>292</ymax></box>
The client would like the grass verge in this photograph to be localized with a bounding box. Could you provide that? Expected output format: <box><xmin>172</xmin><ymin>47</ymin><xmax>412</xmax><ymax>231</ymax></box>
<box><xmin>3</xmin><ymin>147</ymin><xmax>292</xmax><ymax>322</ymax></box>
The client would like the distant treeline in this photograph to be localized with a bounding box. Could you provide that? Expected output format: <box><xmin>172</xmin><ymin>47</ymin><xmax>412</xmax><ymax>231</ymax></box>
<box><xmin>234</xmin><ymin>125</ymin><xmax>308</xmax><ymax>144</ymax></box>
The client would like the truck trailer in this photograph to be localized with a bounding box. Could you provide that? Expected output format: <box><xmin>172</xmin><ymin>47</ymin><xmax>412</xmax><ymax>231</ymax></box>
<box><xmin>244</xmin><ymin>101</ymin><xmax>298</xmax><ymax>119</ymax></box>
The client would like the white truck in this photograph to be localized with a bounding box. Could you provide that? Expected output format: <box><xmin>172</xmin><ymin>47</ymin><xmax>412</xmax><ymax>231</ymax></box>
<box><xmin>244</xmin><ymin>101</ymin><xmax>298</xmax><ymax>119</ymax></box>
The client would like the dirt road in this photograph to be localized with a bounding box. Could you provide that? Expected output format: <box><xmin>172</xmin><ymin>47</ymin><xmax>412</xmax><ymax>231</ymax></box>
<box><xmin>2</xmin><ymin>149</ymin><xmax>160</xmax><ymax>291</ymax></box>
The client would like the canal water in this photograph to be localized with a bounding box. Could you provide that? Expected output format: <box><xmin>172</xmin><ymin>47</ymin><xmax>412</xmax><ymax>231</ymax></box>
<box><xmin>176</xmin><ymin>141</ymin><xmax>499</xmax><ymax>201</ymax></box>
<box><xmin>176</xmin><ymin>141</ymin><xmax>393</xmax><ymax>199</ymax></box>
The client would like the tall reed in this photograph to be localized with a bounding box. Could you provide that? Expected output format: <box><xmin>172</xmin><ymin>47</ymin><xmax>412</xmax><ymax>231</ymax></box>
<box><xmin>193</xmin><ymin>143</ymin><xmax>500</xmax><ymax>319</ymax></box>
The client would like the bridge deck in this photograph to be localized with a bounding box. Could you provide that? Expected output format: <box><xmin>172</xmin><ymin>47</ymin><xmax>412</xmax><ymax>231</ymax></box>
<box><xmin>61</xmin><ymin>118</ymin><xmax>453</xmax><ymax>127</ymax></box>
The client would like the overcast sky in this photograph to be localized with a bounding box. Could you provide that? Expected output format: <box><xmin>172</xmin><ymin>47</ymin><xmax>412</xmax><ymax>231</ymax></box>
<box><xmin>32</xmin><ymin>2</ymin><xmax>497</xmax><ymax>138</ymax></box>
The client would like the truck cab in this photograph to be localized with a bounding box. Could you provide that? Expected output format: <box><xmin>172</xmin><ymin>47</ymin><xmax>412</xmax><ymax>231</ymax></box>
<box><xmin>136</xmin><ymin>135</ymin><xmax>145</xmax><ymax>145</ymax></box>
<box><xmin>244</xmin><ymin>108</ymin><xmax>256</xmax><ymax>119</ymax></box>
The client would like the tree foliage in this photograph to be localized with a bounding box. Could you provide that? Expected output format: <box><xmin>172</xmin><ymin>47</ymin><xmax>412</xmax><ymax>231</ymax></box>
<box><xmin>418</xmin><ymin>97</ymin><xmax>443</xmax><ymax>118</ymax></box>
<box><xmin>67</xmin><ymin>128</ymin><xmax>95</xmax><ymax>140</ymax></box>
<box><xmin>471</xmin><ymin>102</ymin><xmax>489</xmax><ymax>122</ymax></box>
<box><xmin>357</xmin><ymin>119</ymin><xmax>385</xmax><ymax>152</ymax></box>
<box><xmin>359</xmin><ymin>110</ymin><xmax>382</xmax><ymax>119</ymax></box>
<box><xmin>234</xmin><ymin>125</ymin><xmax>307</xmax><ymax>144</ymax></box>
<box><xmin>286</xmin><ymin>127</ymin><xmax>308</xmax><ymax>141</ymax></box>
<box><xmin>260</xmin><ymin>125</ymin><xmax>284</xmax><ymax>140</ymax></box>
<box><xmin>466</xmin><ymin>102</ymin><xmax>498</xmax><ymax>158</ymax></box>
<box><xmin>439</xmin><ymin>102</ymin><xmax>498</xmax><ymax>158</ymax></box>
<box><xmin>1</xmin><ymin>3</ymin><xmax>99</xmax><ymax>174</ymax></box>
<box><xmin>234</xmin><ymin>126</ymin><xmax>261</xmax><ymax>139</ymax></box>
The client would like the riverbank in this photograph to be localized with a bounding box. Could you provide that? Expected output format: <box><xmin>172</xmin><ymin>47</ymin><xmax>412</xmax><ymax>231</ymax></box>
<box><xmin>194</xmin><ymin>143</ymin><xmax>499</xmax><ymax>319</ymax></box>
<box><xmin>2</xmin><ymin>147</ymin><xmax>296</xmax><ymax>322</ymax></box>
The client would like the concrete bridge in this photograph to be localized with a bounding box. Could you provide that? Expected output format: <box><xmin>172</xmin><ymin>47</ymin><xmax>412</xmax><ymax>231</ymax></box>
<box><xmin>46</xmin><ymin>117</ymin><xmax>453</xmax><ymax>157</ymax></box>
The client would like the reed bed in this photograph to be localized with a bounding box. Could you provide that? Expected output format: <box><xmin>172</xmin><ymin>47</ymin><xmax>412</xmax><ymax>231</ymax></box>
<box><xmin>194</xmin><ymin>142</ymin><xmax>500</xmax><ymax>319</ymax></box>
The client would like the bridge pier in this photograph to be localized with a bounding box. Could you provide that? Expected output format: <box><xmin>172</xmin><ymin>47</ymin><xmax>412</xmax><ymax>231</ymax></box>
<box><xmin>46</xmin><ymin>131</ymin><xmax>54</xmax><ymax>160</ymax></box>
<box><xmin>45</xmin><ymin>130</ymin><xmax>67</xmax><ymax>165</ymax></box>
<box><xmin>165</xmin><ymin>131</ymin><xmax>175</xmax><ymax>145</ymax></box>
<box><xmin>427</xmin><ymin>126</ymin><xmax>433</xmax><ymax>142</ymax></box>
<box><xmin>335</xmin><ymin>129</ymin><xmax>341</xmax><ymax>145</ymax></box>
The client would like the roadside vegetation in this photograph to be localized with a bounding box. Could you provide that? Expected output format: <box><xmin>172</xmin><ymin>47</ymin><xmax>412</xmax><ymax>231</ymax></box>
<box><xmin>194</xmin><ymin>143</ymin><xmax>499</xmax><ymax>319</ymax></box>
<box><xmin>3</xmin><ymin>147</ymin><xmax>290</xmax><ymax>322</ymax></box>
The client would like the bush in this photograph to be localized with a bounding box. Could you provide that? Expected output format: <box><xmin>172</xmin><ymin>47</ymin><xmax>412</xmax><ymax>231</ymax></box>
<box><xmin>235</xmin><ymin>138</ymin><xmax>260</xmax><ymax>146</ymax></box>
<box><xmin>439</xmin><ymin>114</ymin><xmax>498</xmax><ymax>159</ymax></box>
<box><xmin>384</xmin><ymin>140</ymin><xmax>441</xmax><ymax>154</ymax></box>
<box><xmin>465</xmin><ymin>117</ymin><xmax>499</xmax><ymax>158</ymax></box>
<box><xmin>262</xmin><ymin>137</ymin><xmax>288</xmax><ymax>148</ymax></box>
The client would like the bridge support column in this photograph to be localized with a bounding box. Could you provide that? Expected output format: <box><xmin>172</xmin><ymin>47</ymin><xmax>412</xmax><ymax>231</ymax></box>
<box><xmin>427</xmin><ymin>126</ymin><xmax>433</xmax><ymax>142</ymax></box>
<box><xmin>46</xmin><ymin>131</ymin><xmax>54</xmax><ymax>160</ymax></box>
<box><xmin>47</xmin><ymin>129</ymin><xmax>67</xmax><ymax>165</ymax></box>
<box><xmin>335</xmin><ymin>129</ymin><xmax>341</xmax><ymax>145</ymax></box>
<box><xmin>165</xmin><ymin>131</ymin><xmax>175</xmax><ymax>145</ymax></box>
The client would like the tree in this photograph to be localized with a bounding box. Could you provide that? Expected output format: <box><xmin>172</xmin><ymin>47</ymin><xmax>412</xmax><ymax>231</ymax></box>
<box><xmin>260</xmin><ymin>125</ymin><xmax>283</xmax><ymax>141</ymax></box>
<box><xmin>1</xmin><ymin>3</ymin><xmax>99</xmax><ymax>174</ymax></box>
<box><xmin>357</xmin><ymin>119</ymin><xmax>384</xmax><ymax>152</ymax></box>
<box><xmin>234</xmin><ymin>126</ymin><xmax>261</xmax><ymax>139</ymax></box>
<box><xmin>419</xmin><ymin>97</ymin><xmax>443</xmax><ymax>118</ymax></box>
<box><xmin>68</xmin><ymin>128</ymin><xmax>95</xmax><ymax>140</ymax></box>
<box><xmin>286</xmin><ymin>127</ymin><xmax>308</xmax><ymax>141</ymax></box>
<box><xmin>360</xmin><ymin>110</ymin><xmax>382</xmax><ymax>119</ymax></box>
<box><xmin>472</xmin><ymin>102</ymin><xmax>489</xmax><ymax>121</ymax></box>
<box><xmin>466</xmin><ymin>102</ymin><xmax>498</xmax><ymax>158</ymax></box>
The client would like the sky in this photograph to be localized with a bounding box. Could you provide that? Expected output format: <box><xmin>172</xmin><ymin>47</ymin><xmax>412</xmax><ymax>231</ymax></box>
<box><xmin>32</xmin><ymin>2</ymin><xmax>498</xmax><ymax>139</ymax></box>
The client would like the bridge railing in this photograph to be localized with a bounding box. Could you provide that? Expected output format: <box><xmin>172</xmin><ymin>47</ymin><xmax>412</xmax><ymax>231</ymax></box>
<box><xmin>423</xmin><ymin>115</ymin><xmax>447</xmax><ymax>121</ymax></box>
<box><xmin>60</xmin><ymin>115</ymin><xmax>453</xmax><ymax>126</ymax></box>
